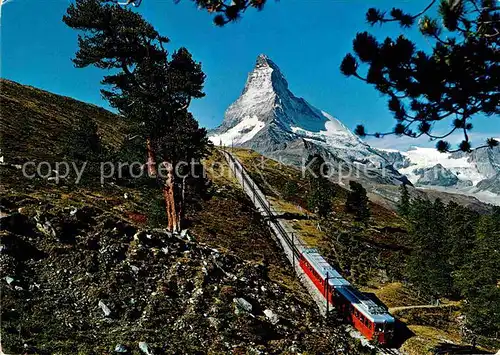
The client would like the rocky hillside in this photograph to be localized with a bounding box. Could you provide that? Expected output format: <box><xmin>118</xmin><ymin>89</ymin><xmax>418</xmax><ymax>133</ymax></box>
<box><xmin>0</xmin><ymin>80</ymin><xmax>367</xmax><ymax>354</ymax></box>
<box><xmin>1</xmin><ymin>192</ymin><xmax>362</xmax><ymax>354</ymax></box>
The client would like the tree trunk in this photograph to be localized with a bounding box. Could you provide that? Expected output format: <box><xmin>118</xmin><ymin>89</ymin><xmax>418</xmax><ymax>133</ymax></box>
<box><xmin>162</xmin><ymin>161</ymin><xmax>180</xmax><ymax>232</ymax></box>
<box><xmin>177</xmin><ymin>175</ymin><xmax>187</xmax><ymax>228</ymax></box>
<box><xmin>146</xmin><ymin>138</ymin><xmax>157</xmax><ymax>177</ymax></box>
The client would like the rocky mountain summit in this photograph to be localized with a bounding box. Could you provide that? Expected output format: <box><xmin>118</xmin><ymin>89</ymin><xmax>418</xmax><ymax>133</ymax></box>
<box><xmin>209</xmin><ymin>56</ymin><xmax>500</xmax><ymax>204</ymax></box>
<box><xmin>210</xmin><ymin>55</ymin><xmax>409</xmax><ymax>186</ymax></box>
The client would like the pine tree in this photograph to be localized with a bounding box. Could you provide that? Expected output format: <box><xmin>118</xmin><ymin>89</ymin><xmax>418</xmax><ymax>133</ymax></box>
<box><xmin>454</xmin><ymin>212</ymin><xmax>500</xmax><ymax>341</ymax></box>
<box><xmin>305</xmin><ymin>154</ymin><xmax>334</xmax><ymax>217</ymax></box>
<box><xmin>63</xmin><ymin>0</ymin><xmax>210</xmax><ymax>231</ymax></box>
<box><xmin>64</xmin><ymin>116</ymin><xmax>105</xmax><ymax>162</ymax></box>
<box><xmin>345</xmin><ymin>181</ymin><xmax>370</xmax><ymax>223</ymax></box>
<box><xmin>405</xmin><ymin>198</ymin><xmax>453</xmax><ymax>299</ymax></box>
<box><xmin>282</xmin><ymin>180</ymin><xmax>298</xmax><ymax>200</ymax></box>
<box><xmin>307</xmin><ymin>183</ymin><xmax>332</xmax><ymax>218</ymax></box>
<box><xmin>445</xmin><ymin>201</ymin><xmax>479</xmax><ymax>270</ymax></box>
<box><xmin>398</xmin><ymin>183</ymin><xmax>411</xmax><ymax>217</ymax></box>
<box><xmin>340</xmin><ymin>0</ymin><xmax>499</xmax><ymax>152</ymax></box>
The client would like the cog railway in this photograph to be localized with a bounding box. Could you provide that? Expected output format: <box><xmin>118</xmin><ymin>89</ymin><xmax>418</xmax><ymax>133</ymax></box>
<box><xmin>221</xmin><ymin>149</ymin><xmax>396</xmax><ymax>348</ymax></box>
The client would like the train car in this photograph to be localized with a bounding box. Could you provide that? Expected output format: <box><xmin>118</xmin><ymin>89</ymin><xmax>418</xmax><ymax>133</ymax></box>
<box><xmin>299</xmin><ymin>248</ymin><xmax>395</xmax><ymax>345</ymax></box>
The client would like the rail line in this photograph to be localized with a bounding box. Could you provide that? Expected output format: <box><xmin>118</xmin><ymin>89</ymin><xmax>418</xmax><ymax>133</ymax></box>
<box><xmin>221</xmin><ymin>149</ymin><xmax>303</xmax><ymax>258</ymax></box>
<box><xmin>220</xmin><ymin>149</ymin><xmax>401</xmax><ymax>355</ymax></box>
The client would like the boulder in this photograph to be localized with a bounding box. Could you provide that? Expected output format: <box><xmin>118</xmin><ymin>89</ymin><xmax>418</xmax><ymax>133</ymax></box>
<box><xmin>114</xmin><ymin>344</ymin><xmax>128</xmax><ymax>353</ymax></box>
<box><xmin>264</xmin><ymin>309</ymin><xmax>279</xmax><ymax>325</ymax></box>
<box><xmin>138</xmin><ymin>341</ymin><xmax>153</xmax><ymax>355</ymax></box>
<box><xmin>233</xmin><ymin>297</ymin><xmax>252</xmax><ymax>313</ymax></box>
<box><xmin>98</xmin><ymin>300</ymin><xmax>112</xmax><ymax>317</ymax></box>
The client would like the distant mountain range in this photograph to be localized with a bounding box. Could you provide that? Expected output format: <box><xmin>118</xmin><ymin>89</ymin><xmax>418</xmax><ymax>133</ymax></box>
<box><xmin>209</xmin><ymin>55</ymin><xmax>500</xmax><ymax>206</ymax></box>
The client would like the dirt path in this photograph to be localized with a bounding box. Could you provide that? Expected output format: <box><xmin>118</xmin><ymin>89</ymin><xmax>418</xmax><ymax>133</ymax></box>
<box><xmin>389</xmin><ymin>301</ymin><xmax>460</xmax><ymax>313</ymax></box>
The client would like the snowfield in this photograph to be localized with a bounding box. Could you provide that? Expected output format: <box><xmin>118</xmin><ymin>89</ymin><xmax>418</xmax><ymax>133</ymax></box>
<box><xmin>400</xmin><ymin>147</ymin><xmax>485</xmax><ymax>186</ymax></box>
<box><xmin>209</xmin><ymin>115</ymin><xmax>265</xmax><ymax>146</ymax></box>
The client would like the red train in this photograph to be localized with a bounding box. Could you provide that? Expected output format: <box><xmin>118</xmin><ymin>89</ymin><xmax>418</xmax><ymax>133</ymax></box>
<box><xmin>299</xmin><ymin>248</ymin><xmax>395</xmax><ymax>345</ymax></box>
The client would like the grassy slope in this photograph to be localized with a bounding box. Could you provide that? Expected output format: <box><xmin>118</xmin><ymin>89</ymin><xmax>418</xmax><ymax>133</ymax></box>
<box><xmin>0</xmin><ymin>79</ymin><xmax>125</xmax><ymax>162</ymax></box>
<box><xmin>229</xmin><ymin>148</ymin><xmax>494</xmax><ymax>353</ymax></box>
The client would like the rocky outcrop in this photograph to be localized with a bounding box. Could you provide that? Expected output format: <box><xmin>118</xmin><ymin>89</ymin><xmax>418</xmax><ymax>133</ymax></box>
<box><xmin>452</xmin><ymin>145</ymin><xmax>500</xmax><ymax>179</ymax></box>
<box><xmin>414</xmin><ymin>164</ymin><xmax>461</xmax><ymax>187</ymax></box>
<box><xmin>475</xmin><ymin>173</ymin><xmax>500</xmax><ymax>194</ymax></box>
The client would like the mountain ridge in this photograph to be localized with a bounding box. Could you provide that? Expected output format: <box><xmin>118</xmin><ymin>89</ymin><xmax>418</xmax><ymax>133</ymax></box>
<box><xmin>209</xmin><ymin>55</ymin><xmax>500</xmax><ymax>205</ymax></box>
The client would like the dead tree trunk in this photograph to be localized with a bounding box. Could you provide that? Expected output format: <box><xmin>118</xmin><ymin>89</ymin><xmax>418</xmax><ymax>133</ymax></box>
<box><xmin>146</xmin><ymin>138</ymin><xmax>157</xmax><ymax>177</ymax></box>
<box><xmin>162</xmin><ymin>161</ymin><xmax>180</xmax><ymax>232</ymax></box>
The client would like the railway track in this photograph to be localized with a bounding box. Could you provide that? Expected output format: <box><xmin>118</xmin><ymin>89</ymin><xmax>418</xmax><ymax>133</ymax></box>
<box><xmin>222</xmin><ymin>149</ymin><xmax>303</xmax><ymax>259</ymax></box>
<box><xmin>378</xmin><ymin>348</ymin><xmax>401</xmax><ymax>355</ymax></box>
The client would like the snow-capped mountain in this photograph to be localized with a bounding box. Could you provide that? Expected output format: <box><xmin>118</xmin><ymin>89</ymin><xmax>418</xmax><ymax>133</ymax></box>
<box><xmin>209</xmin><ymin>55</ymin><xmax>499</xmax><ymax>204</ymax></box>
<box><xmin>374</xmin><ymin>144</ymin><xmax>500</xmax><ymax>197</ymax></box>
<box><xmin>211</xmin><ymin>55</ymin><xmax>378</xmax><ymax>164</ymax></box>
<box><xmin>210</xmin><ymin>55</ymin><xmax>407</xmax><ymax>185</ymax></box>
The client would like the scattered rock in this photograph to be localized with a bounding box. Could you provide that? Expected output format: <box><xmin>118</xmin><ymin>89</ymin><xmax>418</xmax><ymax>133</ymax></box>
<box><xmin>138</xmin><ymin>341</ymin><xmax>153</xmax><ymax>355</ymax></box>
<box><xmin>114</xmin><ymin>344</ymin><xmax>128</xmax><ymax>353</ymax></box>
<box><xmin>233</xmin><ymin>297</ymin><xmax>252</xmax><ymax>314</ymax></box>
<box><xmin>98</xmin><ymin>300</ymin><xmax>111</xmax><ymax>317</ymax></box>
<box><xmin>36</xmin><ymin>221</ymin><xmax>56</xmax><ymax>238</ymax></box>
<box><xmin>0</xmin><ymin>211</ymin><xmax>11</xmax><ymax>220</ymax></box>
<box><xmin>5</xmin><ymin>276</ymin><xmax>14</xmax><ymax>285</ymax></box>
<box><xmin>264</xmin><ymin>309</ymin><xmax>279</xmax><ymax>325</ymax></box>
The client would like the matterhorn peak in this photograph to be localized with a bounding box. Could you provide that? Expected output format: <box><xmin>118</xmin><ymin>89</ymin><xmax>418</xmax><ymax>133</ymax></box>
<box><xmin>242</xmin><ymin>54</ymin><xmax>289</xmax><ymax>96</ymax></box>
<box><xmin>209</xmin><ymin>55</ymin><xmax>500</xmax><ymax>202</ymax></box>
<box><xmin>256</xmin><ymin>53</ymin><xmax>269</xmax><ymax>64</ymax></box>
<box><xmin>255</xmin><ymin>54</ymin><xmax>279</xmax><ymax>71</ymax></box>
<box><xmin>210</xmin><ymin>55</ymin><xmax>368</xmax><ymax>162</ymax></box>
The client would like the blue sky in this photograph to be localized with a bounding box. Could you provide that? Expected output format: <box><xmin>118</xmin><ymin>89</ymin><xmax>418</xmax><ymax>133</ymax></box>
<box><xmin>1</xmin><ymin>0</ymin><xmax>498</xmax><ymax>151</ymax></box>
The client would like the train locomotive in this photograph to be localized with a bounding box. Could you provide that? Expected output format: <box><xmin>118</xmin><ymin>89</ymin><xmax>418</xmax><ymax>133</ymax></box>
<box><xmin>299</xmin><ymin>248</ymin><xmax>395</xmax><ymax>345</ymax></box>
